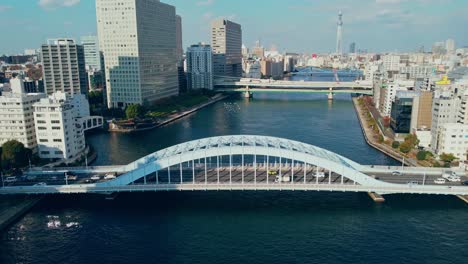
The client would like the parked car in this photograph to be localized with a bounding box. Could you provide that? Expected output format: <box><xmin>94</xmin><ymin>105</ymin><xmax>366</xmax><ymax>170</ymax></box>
<box><xmin>434</xmin><ymin>178</ymin><xmax>446</xmax><ymax>185</ymax></box>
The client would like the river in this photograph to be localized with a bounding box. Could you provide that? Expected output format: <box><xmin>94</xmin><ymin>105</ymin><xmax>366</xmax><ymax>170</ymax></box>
<box><xmin>0</xmin><ymin>71</ymin><xmax>467</xmax><ymax>264</ymax></box>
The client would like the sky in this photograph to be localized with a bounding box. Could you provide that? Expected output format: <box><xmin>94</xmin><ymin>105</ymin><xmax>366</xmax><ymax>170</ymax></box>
<box><xmin>0</xmin><ymin>0</ymin><xmax>467</xmax><ymax>55</ymax></box>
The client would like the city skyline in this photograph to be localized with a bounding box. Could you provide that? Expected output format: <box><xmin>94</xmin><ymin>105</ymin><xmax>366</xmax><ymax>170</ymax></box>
<box><xmin>0</xmin><ymin>0</ymin><xmax>467</xmax><ymax>55</ymax></box>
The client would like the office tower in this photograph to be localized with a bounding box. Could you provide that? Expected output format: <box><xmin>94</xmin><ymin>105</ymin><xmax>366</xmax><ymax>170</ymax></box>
<box><xmin>445</xmin><ymin>39</ymin><xmax>455</xmax><ymax>54</ymax></box>
<box><xmin>176</xmin><ymin>15</ymin><xmax>183</xmax><ymax>64</ymax></box>
<box><xmin>41</xmin><ymin>39</ymin><xmax>88</xmax><ymax>96</ymax></box>
<box><xmin>252</xmin><ymin>40</ymin><xmax>265</xmax><ymax>59</ymax></box>
<box><xmin>349</xmin><ymin>42</ymin><xmax>356</xmax><ymax>54</ymax></box>
<box><xmin>81</xmin><ymin>36</ymin><xmax>102</xmax><ymax>71</ymax></box>
<box><xmin>96</xmin><ymin>0</ymin><xmax>179</xmax><ymax>108</ymax></box>
<box><xmin>186</xmin><ymin>43</ymin><xmax>213</xmax><ymax>90</ymax></box>
<box><xmin>211</xmin><ymin>19</ymin><xmax>242</xmax><ymax>78</ymax></box>
<box><xmin>336</xmin><ymin>11</ymin><xmax>343</xmax><ymax>55</ymax></box>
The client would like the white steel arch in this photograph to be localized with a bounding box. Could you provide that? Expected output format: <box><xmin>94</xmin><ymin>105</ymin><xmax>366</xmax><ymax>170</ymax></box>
<box><xmin>98</xmin><ymin>135</ymin><xmax>395</xmax><ymax>188</ymax></box>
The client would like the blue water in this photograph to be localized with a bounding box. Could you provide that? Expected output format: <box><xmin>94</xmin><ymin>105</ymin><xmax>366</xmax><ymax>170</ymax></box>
<box><xmin>0</xmin><ymin>73</ymin><xmax>467</xmax><ymax>264</ymax></box>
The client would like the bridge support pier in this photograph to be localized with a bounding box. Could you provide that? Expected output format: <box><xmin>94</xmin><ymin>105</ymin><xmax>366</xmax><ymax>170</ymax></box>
<box><xmin>328</xmin><ymin>88</ymin><xmax>334</xmax><ymax>101</ymax></box>
<box><xmin>368</xmin><ymin>192</ymin><xmax>385</xmax><ymax>203</ymax></box>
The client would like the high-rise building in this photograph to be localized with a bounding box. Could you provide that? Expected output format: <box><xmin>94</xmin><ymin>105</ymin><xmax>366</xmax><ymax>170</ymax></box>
<box><xmin>176</xmin><ymin>15</ymin><xmax>183</xmax><ymax>65</ymax></box>
<box><xmin>186</xmin><ymin>43</ymin><xmax>213</xmax><ymax>90</ymax></box>
<box><xmin>349</xmin><ymin>42</ymin><xmax>356</xmax><ymax>54</ymax></box>
<box><xmin>96</xmin><ymin>0</ymin><xmax>179</xmax><ymax>108</ymax></box>
<box><xmin>252</xmin><ymin>40</ymin><xmax>265</xmax><ymax>59</ymax></box>
<box><xmin>41</xmin><ymin>39</ymin><xmax>88</xmax><ymax>96</ymax></box>
<box><xmin>211</xmin><ymin>19</ymin><xmax>242</xmax><ymax>78</ymax></box>
<box><xmin>336</xmin><ymin>11</ymin><xmax>343</xmax><ymax>55</ymax></box>
<box><xmin>432</xmin><ymin>42</ymin><xmax>445</xmax><ymax>54</ymax></box>
<box><xmin>446</xmin><ymin>39</ymin><xmax>456</xmax><ymax>54</ymax></box>
<box><xmin>81</xmin><ymin>36</ymin><xmax>102</xmax><ymax>71</ymax></box>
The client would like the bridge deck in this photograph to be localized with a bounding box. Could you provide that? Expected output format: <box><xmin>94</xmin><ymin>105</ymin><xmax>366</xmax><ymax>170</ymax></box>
<box><xmin>2</xmin><ymin>166</ymin><xmax>467</xmax><ymax>195</ymax></box>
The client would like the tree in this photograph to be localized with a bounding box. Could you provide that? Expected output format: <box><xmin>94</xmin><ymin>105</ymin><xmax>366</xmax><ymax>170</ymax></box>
<box><xmin>1</xmin><ymin>140</ymin><xmax>28</xmax><ymax>171</ymax></box>
<box><xmin>399</xmin><ymin>142</ymin><xmax>412</xmax><ymax>154</ymax></box>
<box><xmin>377</xmin><ymin>134</ymin><xmax>384</xmax><ymax>143</ymax></box>
<box><xmin>417</xmin><ymin>151</ymin><xmax>428</xmax><ymax>161</ymax></box>
<box><xmin>439</xmin><ymin>153</ymin><xmax>457</xmax><ymax>163</ymax></box>
<box><xmin>392</xmin><ymin>141</ymin><xmax>400</xmax><ymax>149</ymax></box>
<box><xmin>88</xmin><ymin>90</ymin><xmax>103</xmax><ymax>106</ymax></box>
<box><xmin>125</xmin><ymin>104</ymin><xmax>144</xmax><ymax>120</ymax></box>
<box><xmin>404</xmin><ymin>134</ymin><xmax>419</xmax><ymax>149</ymax></box>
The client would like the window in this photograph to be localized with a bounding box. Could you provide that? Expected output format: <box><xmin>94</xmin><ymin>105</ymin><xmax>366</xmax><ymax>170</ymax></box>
<box><xmin>53</xmin><ymin>139</ymin><xmax>62</xmax><ymax>142</ymax></box>
<box><xmin>39</xmin><ymin>139</ymin><xmax>48</xmax><ymax>143</ymax></box>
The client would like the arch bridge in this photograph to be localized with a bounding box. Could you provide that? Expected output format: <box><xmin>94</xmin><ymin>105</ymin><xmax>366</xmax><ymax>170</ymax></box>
<box><xmin>1</xmin><ymin>136</ymin><xmax>467</xmax><ymax>196</ymax></box>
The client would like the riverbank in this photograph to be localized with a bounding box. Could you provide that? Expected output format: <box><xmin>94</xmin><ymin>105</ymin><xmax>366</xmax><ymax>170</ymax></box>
<box><xmin>0</xmin><ymin>196</ymin><xmax>41</xmax><ymax>232</ymax></box>
<box><xmin>110</xmin><ymin>94</ymin><xmax>230</xmax><ymax>133</ymax></box>
<box><xmin>352</xmin><ymin>97</ymin><xmax>418</xmax><ymax>167</ymax></box>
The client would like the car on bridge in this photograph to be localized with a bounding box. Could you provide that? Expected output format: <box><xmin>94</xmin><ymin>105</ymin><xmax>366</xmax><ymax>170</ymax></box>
<box><xmin>434</xmin><ymin>178</ymin><xmax>446</xmax><ymax>185</ymax></box>
<box><xmin>267</xmin><ymin>170</ymin><xmax>278</xmax><ymax>176</ymax></box>
<box><xmin>392</xmin><ymin>171</ymin><xmax>402</xmax><ymax>176</ymax></box>
<box><xmin>4</xmin><ymin>177</ymin><xmax>17</xmax><ymax>183</ymax></box>
<box><xmin>462</xmin><ymin>181</ymin><xmax>468</xmax><ymax>186</ymax></box>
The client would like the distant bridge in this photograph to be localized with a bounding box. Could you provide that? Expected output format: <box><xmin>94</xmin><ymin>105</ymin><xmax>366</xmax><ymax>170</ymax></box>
<box><xmin>1</xmin><ymin>135</ymin><xmax>466</xmax><ymax>197</ymax></box>
<box><xmin>214</xmin><ymin>78</ymin><xmax>373</xmax><ymax>97</ymax></box>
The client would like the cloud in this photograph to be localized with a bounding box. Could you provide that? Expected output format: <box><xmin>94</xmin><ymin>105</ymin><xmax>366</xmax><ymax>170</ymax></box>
<box><xmin>0</xmin><ymin>5</ymin><xmax>13</xmax><ymax>12</ymax></box>
<box><xmin>196</xmin><ymin>0</ymin><xmax>215</xmax><ymax>6</ymax></box>
<box><xmin>38</xmin><ymin>0</ymin><xmax>80</xmax><ymax>10</ymax></box>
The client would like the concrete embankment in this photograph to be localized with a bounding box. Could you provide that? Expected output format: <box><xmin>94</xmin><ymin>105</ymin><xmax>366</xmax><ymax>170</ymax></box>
<box><xmin>156</xmin><ymin>94</ymin><xmax>229</xmax><ymax>128</ymax></box>
<box><xmin>352</xmin><ymin>98</ymin><xmax>414</xmax><ymax>166</ymax></box>
<box><xmin>0</xmin><ymin>196</ymin><xmax>41</xmax><ymax>232</ymax></box>
<box><xmin>110</xmin><ymin>94</ymin><xmax>230</xmax><ymax>133</ymax></box>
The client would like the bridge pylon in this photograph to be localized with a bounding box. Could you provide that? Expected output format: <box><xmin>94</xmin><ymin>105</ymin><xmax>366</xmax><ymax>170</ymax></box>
<box><xmin>244</xmin><ymin>86</ymin><xmax>253</xmax><ymax>98</ymax></box>
<box><xmin>328</xmin><ymin>87</ymin><xmax>334</xmax><ymax>101</ymax></box>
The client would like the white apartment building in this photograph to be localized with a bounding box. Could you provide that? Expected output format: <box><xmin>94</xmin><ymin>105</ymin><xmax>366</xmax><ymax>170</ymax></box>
<box><xmin>431</xmin><ymin>96</ymin><xmax>462</xmax><ymax>151</ymax></box>
<box><xmin>399</xmin><ymin>65</ymin><xmax>434</xmax><ymax>79</ymax></box>
<box><xmin>382</xmin><ymin>55</ymin><xmax>401</xmax><ymax>72</ymax></box>
<box><xmin>245</xmin><ymin>61</ymin><xmax>261</xmax><ymax>79</ymax></box>
<box><xmin>186</xmin><ymin>44</ymin><xmax>213</xmax><ymax>90</ymax></box>
<box><xmin>33</xmin><ymin>92</ymin><xmax>88</xmax><ymax>160</ymax></box>
<box><xmin>382</xmin><ymin>83</ymin><xmax>408</xmax><ymax>116</ymax></box>
<box><xmin>96</xmin><ymin>0</ymin><xmax>179</xmax><ymax>108</ymax></box>
<box><xmin>0</xmin><ymin>88</ymin><xmax>45</xmax><ymax>149</ymax></box>
<box><xmin>437</xmin><ymin>124</ymin><xmax>468</xmax><ymax>161</ymax></box>
<box><xmin>41</xmin><ymin>39</ymin><xmax>88</xmax><ymax>96</ymax></box>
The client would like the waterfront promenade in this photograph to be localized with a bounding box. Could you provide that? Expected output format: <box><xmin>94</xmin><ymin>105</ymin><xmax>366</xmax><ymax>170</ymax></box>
<box><xmin>353</xmin><ymin>97</ymin><xmax>418</xmax><ymax>167</ymax></box>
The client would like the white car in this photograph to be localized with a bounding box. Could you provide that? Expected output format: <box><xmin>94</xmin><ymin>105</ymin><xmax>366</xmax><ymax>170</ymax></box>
<box><xmin>314</xmin><ymin>172</ymin><xmax>326</xmax><ymax>178</ymax></box>
<box><xmin>434</xmin><ymin>178</ymin><xmax>446</xmax><ymax>185</ymax></box>
<box><xmin>442</xmin><ymin>173</ymin><xmax>452</xmax><ymax>180</ymax></box>
<box><xmin>34</xmin><ymin>182</ymin><xmax>47</xmax><ymax>187</ymax></box>
<box><xmin>90</xmin><ymin>175</ymin><xmax>101</xmax><ymax>181</ymax></box>
<box><xmin>447</xmin><ymin>176</ymin><xmax>461</xmax><ymax>183</ymax></box>
<box><xmin>104</xmin><ymin>174</ymin><xmax>117</xmax><ymax>180</ymax></box>
<box><xmin>4</xmin><ymin>177</ymin><xmax>17</xmax><ymax>183</ymax></box>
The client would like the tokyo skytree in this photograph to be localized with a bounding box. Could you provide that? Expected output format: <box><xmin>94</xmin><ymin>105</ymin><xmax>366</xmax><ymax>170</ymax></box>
<box><xmin>336</xmin><ymin>11</ymin><xmax>343</xmax><ymax>55</ymax></box>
